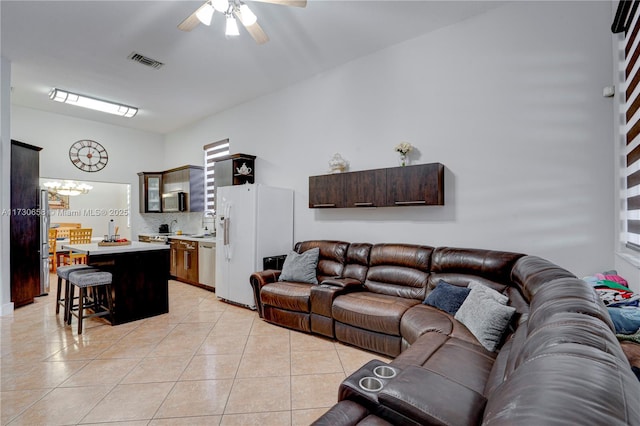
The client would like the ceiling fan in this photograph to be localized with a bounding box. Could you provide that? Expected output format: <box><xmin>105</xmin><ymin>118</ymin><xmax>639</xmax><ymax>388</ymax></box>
<box><xmin>178</xmin><ymin>0</ymin><xmax>307</xmax><ymax>45</ymax></box>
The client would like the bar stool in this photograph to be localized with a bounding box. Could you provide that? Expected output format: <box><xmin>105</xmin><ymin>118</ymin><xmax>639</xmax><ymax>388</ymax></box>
<box><xmin>56</xmin><ymin>264</ymin><xmax>96</xmax><ymax>321</ymax></box>
<box><xmin>67</xmin><ymin>271</ymin><xmax>114</xmax><ymax>334</ymax></box>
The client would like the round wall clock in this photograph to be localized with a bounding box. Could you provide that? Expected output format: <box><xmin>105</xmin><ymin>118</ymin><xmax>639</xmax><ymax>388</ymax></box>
<box><xmin>69</xmin><ymin>139</ymin><xmax>108</xmax><ymax>172</ymax></box>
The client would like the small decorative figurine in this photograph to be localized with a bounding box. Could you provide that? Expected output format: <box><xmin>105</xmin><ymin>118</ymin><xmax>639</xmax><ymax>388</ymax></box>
<box><xmin>328</xmin><ymin>153</ymin><xmax>349</xmax><ymax>173</ymax></box>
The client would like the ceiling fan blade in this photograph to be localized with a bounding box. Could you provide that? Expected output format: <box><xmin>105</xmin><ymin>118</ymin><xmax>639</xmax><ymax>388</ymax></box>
<box><xmin>234</xmin><ymin>9</ymin><xmax>270</xmax><ymax>44</ymax></box>
<box><xmin>177</xmin><ymin>2</ymin><xmax>209</xmax><ymax>31</ymax></box>
<box><xmin>251</xmin><ymin>0</ymin><xmax>307</xmax><ymax>8</ymax></box>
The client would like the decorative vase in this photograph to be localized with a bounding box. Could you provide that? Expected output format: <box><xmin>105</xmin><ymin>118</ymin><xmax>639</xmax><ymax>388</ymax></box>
<box><xmin>399</xmin><ymin>153</ymin><xmax>409</xmax><ymax>167</ymax></box>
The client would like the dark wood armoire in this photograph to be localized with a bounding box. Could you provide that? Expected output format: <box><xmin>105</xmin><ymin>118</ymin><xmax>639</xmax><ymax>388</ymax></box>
<box><xmin>10</xmin><ymin>140</ymin><xmax>42</xmax><ymax>307</ymax></box>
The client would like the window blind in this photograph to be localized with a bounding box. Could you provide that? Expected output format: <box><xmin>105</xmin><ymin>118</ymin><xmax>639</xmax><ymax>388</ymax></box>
<box><xmin>203</xmin><ymin>139</ymin><xmax>230</xmax><ymax>213</ymax></box>
<box><xmin>618</xmin><ymin>1</ymin><xmax>640</xmax><ymax>250</ymax></box>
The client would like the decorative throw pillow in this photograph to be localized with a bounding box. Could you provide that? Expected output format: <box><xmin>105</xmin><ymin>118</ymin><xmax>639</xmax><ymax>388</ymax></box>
<box><xmin>423</xmin><ymin>280</ymin><xmax>471</xmax><ymax>316</ymax></box>
<box><xmin>454</xmin><ymin>288</ymin><xmax>516</xmax><ymax>352</ymax></box>
<box><xmin>468</xmin><ymin>281</ymin><xmax>509</xmax><ymax>305</ymax></box>
<box><xmin>278</xmin><ymin>247</ymin><xmax>320</xmax><ymax>284</ymax></box>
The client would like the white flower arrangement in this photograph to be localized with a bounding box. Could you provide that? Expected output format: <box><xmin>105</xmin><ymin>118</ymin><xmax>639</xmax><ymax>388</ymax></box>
<box><xmin>394</xmin><ymin>142</ymin><xmax>413</xmax><ymax>155</ymax></box>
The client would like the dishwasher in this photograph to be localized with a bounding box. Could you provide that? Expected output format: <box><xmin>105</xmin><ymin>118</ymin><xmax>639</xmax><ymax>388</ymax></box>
<box><xmin>198</xmin><ymin>241</ymin><xmax>216</xmax><ymax>290</ymax></box>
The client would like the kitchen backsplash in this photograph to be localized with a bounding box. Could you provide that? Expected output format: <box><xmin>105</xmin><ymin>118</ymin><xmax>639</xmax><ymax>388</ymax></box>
<box><xmin>135</xmin><ymin>211</ymin><xmax>208</xmax><ymax>236</ymax></box>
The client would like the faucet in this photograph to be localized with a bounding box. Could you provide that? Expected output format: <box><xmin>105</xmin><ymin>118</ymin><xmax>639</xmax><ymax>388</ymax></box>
<box><xmin>202</xmin><ymin>210</ymin><xmax>215</xmax><ymax>235</ymax></box>
<box><xmin>170</xmin><ymin>219</ymin><xmax>178</xmax><ymax>233</ymax></box>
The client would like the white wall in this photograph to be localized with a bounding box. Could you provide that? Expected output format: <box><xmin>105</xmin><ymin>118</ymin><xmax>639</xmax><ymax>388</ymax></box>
<box><xmin>166</xmin><ymin>1</ymin><xmax>618</xmax><ymax>281</ymax></box>
<box><xmin>1</xmin><ymin>56</ymin><xmax>13</xmax><ymax>315</ymax></box>
<box><xmin>10</xmin><ymin>105</ymin><xmax>165</xmax><ymax>240</ymax></box>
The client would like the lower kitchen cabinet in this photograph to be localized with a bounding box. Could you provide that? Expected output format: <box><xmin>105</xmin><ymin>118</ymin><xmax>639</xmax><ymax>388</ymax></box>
<box><xmin>170</xmin><ymin>239</ymin><xmax>199</xmax><ymax>284</ymax></box>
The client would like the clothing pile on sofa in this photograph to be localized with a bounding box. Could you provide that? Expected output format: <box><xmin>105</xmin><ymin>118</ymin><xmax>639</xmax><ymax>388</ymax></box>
<box><xmin>584</xmin><ymin>270</ymin><xmax>640</xmax><ymax>381</ymax></box>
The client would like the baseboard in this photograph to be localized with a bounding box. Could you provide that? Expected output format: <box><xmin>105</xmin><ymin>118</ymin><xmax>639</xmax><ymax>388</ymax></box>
<box><xmin>0</xmin><ymin>301</ymin><xmax>14</xmax><ymax>316</ymax></box>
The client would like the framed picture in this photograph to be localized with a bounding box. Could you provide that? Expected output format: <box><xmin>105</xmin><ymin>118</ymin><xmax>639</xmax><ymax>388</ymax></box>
<box><xmin>48</xmin><ymin>190</ymin><xmax>69</xmax><ymax>210</ymax></box>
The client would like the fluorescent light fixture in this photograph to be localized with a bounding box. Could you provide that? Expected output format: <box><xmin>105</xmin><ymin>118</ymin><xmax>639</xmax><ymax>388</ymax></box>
<box><xmin>225</xmin><ymin>15</ymin><xmax>239</xmax><ymax>36</ymax></box>
<box><xmin>49</xmin><ymin>88</ymin><xmax>138</xmax><ymax>118</ymax></box>
<box><xmin>239</xmin><ymin>4</ymin><xmax>257</xmax><ymax>26</ymax></box>
<box><xmin>196</xmin><ymin>1</ymin><xmax>215</xmax><ymax>25</ymax></box>
<box><xmin>212</xmin><ymin>0</ymin><xmax>229</xmax><ymax>12</ymax></box>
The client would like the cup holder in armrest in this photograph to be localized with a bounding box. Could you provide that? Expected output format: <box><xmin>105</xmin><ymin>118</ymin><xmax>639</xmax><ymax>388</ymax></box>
<box><xmin>373</xmin><ymin>365</ymin><xmax>397</xmax><ymax>379</ymax></box>
<box><xmin>359</xmin><ymin>377</ymin><xmax>384</xmax><ymax>392</ymax></box>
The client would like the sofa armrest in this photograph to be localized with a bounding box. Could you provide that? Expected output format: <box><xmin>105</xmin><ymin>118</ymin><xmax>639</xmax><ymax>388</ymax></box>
<box><xmin>311</xmin><ymin>280</ymin><xmax>364</xmax><ymax>316</ymax></box>
<box><xmin>321</xmin><ymin>277</ymin><xmax>364</xmax><ymax>289</ymax></box>
<box><xmin>378</xmin><ymin>366</ymin><xmax>487</xmax><ymax>426</ymax></box>
<box><xmin>249</xmin><ymin>269</ymin><xmax>282</xmax><ymax>318</ymax></box>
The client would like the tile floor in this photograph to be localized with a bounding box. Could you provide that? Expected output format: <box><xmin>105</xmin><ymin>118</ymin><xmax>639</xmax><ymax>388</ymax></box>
<box><xmin>0</xmin><ymin>276</ymin><xmax>390</xmax><ymax>425</ymax></box>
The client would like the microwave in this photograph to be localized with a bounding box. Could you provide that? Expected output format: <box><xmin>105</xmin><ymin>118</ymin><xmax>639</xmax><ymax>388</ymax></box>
<box><xmin>162</xmin><ymin>191</ymin><xmax>187</xmax><ymax>212</ymax></box>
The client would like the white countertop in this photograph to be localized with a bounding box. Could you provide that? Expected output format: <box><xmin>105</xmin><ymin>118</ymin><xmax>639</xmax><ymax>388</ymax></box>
<box><xmin>62</xmin><ymin>241</ymin><xmax>170</xmax><ymax>255</ymax></box>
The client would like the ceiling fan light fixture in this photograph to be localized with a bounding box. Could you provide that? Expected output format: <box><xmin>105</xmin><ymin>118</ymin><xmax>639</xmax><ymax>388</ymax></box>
<box><xmin>212</xmin><ymin>0</ymin><xmax>229</xmax><ymax>13</ymax></box>
<box><xmin>225</xmin><ymin>15</ymin><xmax>240</xmax><ymax>36</ymax></box>
<box><xmin>238</xmin><ymin>4</ymin><xmax>257</xmax><ymax>26</ymax></box>
<box><xmin>49</xmin><ymin>88</ymin><xmax>138</xmax><ymax>118</ymax></box>
<box><xmin>196</xmin><ymin>2</ymin><xmax>215</xmax><ymax>25</ymax></box>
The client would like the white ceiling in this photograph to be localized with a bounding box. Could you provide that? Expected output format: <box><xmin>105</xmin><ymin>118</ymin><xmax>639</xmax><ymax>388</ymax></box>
<box><xmin>1</xmin><ymin>1</ymin><xmax>502</xmax><ymax>134</ymax></box>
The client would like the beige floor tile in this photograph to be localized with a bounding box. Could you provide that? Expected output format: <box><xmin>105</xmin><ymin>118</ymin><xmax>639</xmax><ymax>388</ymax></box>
<box><xmin>80</xmin><ymin>382</ymin><xmax>174</xmax><ymax>423</ymax></box>
<box><xmin>7</xmin><ymin>385</ymin><xmax>112</xmax><ymax>425</ymax></box>
<box><xmin>121</xmin><ymin>355</ymin><xmax>192</xmax><ymax>384</ymax></box>
<box><xmin>225</xmin><ymin>376</ymin><xmax>291</xmax><ymax>414</ymax></box>
<box><xmin>1</xmin><ymin>360</ymin><xmax>89</xmax><ymax>391</ymax></box>
<box><xmin>291</xmin><ymin>350</ymin><xmax>343</xmax><ymax>375</ymax></box>
<box><xmin>98</xmin><ymin>341</ymin><xmax>157</xmax><ymax>359</ymax></box>
<box><xmin>149</xmin><ymin>416</ymin><xmax>222</xmax><ymax>425</ymax></box>
<box><xmin>292</xmin><ymin>408</ymin><xmax>330</xmax><ymax>426</ymax></box>
<box><xmin>0</xmin><ymin>388</ymin><xmax>50</xmax><ymax>424</ymax></box>
<box><xmin>235</xmin><ymin>351</ymin><xmax>291</xmax><ymax>378</ymax></box>
<box><xmin>182</xmin><ymin>310</ymin><xmax>224</xmax><ymax>323</ymax></box>
<box><xmin>291</xmin><ymin>373</ymin><xmax>345</xmax><ymax>410</ymax></box>
<box><xmin>249</xmin><ymin>319</ymin><xmax>291</xmax><ymax>336</ymax></box>
<box><xmin>337</xmin><ymin>347</ymin><xmax>390</xmax><ymax>376</ymax></box>
<box><xmin>46</xmin><ymin>339</ymin><xmax>115</xmax><ymax>361</ymax></box>
<box><xmin>290</xmin><ymin>331</ymin><xmax>337</xmax><ymax>352</ymax></box>
<box><xmin>180</xmin><ymin>354</ymin><xmax>242</xmax><ymax>380</ymax></box>
<box><xmin>155</xmin><ymin>379</ymin><xmax>234</xmax><ymax>418</ymax></box>
<box><xmin>208</xmin><ymin>319</ymin><xmax>254</xmax><ymax>336</ymax></box>
<box><xmin>60</xmin><ymin>358</ymin><xmax>140</xmax><ymax>387</ymax></box>
<box><xmin>220</xmin><ymin>411</ymin><xmax>292</xmax><ymax>425</ymax></box>
<box><xmin>198</xmin><ymin>333</ymin><xmax>248</xmax><ymax>355</ymax></box>
<box><xmin>243</xmin><ymin>333</ymin><xmax>291</xmax><ymax>354</ymax></box>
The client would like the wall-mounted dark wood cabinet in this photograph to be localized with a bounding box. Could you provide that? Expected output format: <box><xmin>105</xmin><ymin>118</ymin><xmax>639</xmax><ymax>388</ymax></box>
<box><xmin>309</xmin><ymin>163</ymin><xmax>444</xmax><ymax>208</ymax></box>
<box><xmin>213</xmin><ymin>153</ymin><xmax>256</xmax><ymax>187</ymax></box>
<box><xmin>138</xmin><ymin>172</ymin><xmax>163</xmax><ymax>213</ymax></box>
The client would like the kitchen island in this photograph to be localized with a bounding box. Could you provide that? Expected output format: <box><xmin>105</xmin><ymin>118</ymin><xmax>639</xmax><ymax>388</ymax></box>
<box><xmin>62</xmin><ymin>241</ymin><xmax>170</xmax><ymax>325</ymax></box>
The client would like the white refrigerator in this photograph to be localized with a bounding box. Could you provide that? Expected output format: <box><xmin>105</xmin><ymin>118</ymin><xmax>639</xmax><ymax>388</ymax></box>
<box><xmin>215</xmin><ymin>184</ymin><xmax>294</xmax><ymax>309</ymax></box>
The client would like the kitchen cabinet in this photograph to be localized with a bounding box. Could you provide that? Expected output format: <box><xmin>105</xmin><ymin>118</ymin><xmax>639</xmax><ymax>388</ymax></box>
<box><xmin>309</xmin><ymin>173</ymin><xmax>345</xmax><ymax>208</ymax></box>
<box><xmin>212</xmin><ymin>153</ymin><xmax>256</xmax><ymax>187</ymax></box>
<box><xmin>386</xmin><ymin>163</ymin><xmax>444</xmax><ymax>206</ymax></box>
<box><xmin>344</xmin><ymin>169</ymin><xmax>387</xmax><ymax>207</ymax></box>
<box><xmin>171</xmin><ymin>239</ymin><xmax>199</xmax><ymax>284</ymax></box>
<box><xmin>309</xmin><ymin>163</ymin><xmax>444</xmax><ymax>208</ymax></box>
<box><xmin>10</xmin><ymin>140</ymin><xmax>42</xmax><ymax>307</ymax></box>
<box><xmin>137</xmin><ymin>172</ymin><xmax>163</xmax><ymax>213</ymax></box>
<box><xmin>162</xmin><ymin>165</ymin><xmax>205</xmax><ymax>212</ymax></box>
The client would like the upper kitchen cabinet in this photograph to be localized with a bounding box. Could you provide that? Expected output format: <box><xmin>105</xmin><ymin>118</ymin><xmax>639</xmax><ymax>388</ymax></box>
<box><xmin>344</xmin><ymin>169</ymin><xmax>387</xmax><ymax>208</ymax></box>
<box><xmin>309</xmin><ymin>163</ymin><xmax>444</xmax><ymax>208</ymax></box>
<box><xmin>386</xmin><ymin>163</ymin><xmax>444</xmax><ymax>206</ymax></box>
<box><xmin>138</xmin><ymin>172</ymin><xmax>162</xmax><ymax>213</ymax></box>
<box><xmin>162</xmin><ymin>165</ymin><xmax>205</xmax><ymax>212</ymax></box>
<box><xmin>309</xmin><ymin>173</ymin><xmax>345</xmax><ymax>208</ymax></box>
<box><xmin>212</xmin><ymin>153</ymin><xmax>256</xmax><ymax>187</ymax></box>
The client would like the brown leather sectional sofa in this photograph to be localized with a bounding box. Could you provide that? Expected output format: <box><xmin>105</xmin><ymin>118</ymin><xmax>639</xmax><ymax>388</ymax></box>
<box><xmin>249</xmin><ymin>241</ymin><xmax>640</xmax><ymax>425</ymax></box>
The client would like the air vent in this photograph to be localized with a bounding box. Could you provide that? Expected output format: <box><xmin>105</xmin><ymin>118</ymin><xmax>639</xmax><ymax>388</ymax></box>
<box><xmin>128</xmin><ymin>52</ymin><xmax>164</xmax><ymax>70</ymax></box>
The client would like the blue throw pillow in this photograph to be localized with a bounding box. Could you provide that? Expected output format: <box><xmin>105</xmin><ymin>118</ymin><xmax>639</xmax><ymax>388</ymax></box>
<box><xmin>423</xmin><ymin>280</ymin><xmax>471</xmax><ymax>316</ymax></box>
